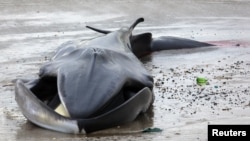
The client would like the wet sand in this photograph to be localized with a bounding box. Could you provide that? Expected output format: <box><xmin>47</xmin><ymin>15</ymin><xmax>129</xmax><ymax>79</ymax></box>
<box><xmin>1</xmin><ymin>0</ymin><xmax>250</xmax><ymax>140</ymax></box>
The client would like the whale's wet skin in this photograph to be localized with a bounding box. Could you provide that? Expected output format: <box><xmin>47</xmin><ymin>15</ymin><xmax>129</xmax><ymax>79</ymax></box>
<box><xmin>14</xmin><ymin>18</ymin><xmax>213</xmax><ymax>134</ymax></box>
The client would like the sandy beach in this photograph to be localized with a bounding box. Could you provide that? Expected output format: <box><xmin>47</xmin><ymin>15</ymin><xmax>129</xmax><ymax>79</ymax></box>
<box><xmin>0</xmin><ymin>0</ymin><xmax>250</xmax><ymax>140</ymax></box>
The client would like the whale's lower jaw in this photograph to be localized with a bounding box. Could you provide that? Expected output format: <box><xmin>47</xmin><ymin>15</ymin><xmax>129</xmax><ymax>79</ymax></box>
<box><xmin>15</xmin><ymin>80</ymin><xmax>83</xmax><ymax>134</ymax></box>
<box><xmin>15</xmin><ymin>79</ymin><xmax>153</xmax><ymax>134</ymax></box>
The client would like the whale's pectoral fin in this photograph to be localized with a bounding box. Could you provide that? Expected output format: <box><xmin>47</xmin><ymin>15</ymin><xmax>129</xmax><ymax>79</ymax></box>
<box><xmin>130</xmin><ymin>33</ymin><xmax>153</xmax><ymax>58</ymax></box>
<box><xmin>150</xmin><ymin>36</ymin><xmax>214</xmax><ymax>51</ymax></box>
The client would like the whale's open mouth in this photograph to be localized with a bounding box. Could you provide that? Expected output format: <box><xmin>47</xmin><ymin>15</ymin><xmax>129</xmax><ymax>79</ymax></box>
<box><xmin>31</xmin><ymin>48</ymin><xmax>153</xmax><ymax>119</ymax></box>
<box><xmin>15</xmin><ymin>74</ymin><xmax>153</xmax><ymax>134</ymax></box>
<box><xmin>27</xmin><ymin>62</ymin><xmax>151</xmax><ymax>119</ymax></box>
<box><xmin>29</xmin><ymin>76</ymin><xmax>70</xmax><ymax>117</ymax></box>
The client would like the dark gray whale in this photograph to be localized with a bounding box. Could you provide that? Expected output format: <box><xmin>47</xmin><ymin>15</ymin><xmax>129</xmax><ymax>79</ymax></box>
<box><xmin>15</xmin><ymin>18</ymin><xmax>213</xmax><ymax>134</ymax></box>
<box><xmin>15</xmin><ymin>18</ymin><xmax>154</xmax><ymax>134</ymax></box>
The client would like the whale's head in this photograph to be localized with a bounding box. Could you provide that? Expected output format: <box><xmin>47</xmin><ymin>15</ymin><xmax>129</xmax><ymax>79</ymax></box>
<box><xmin>15</xmin><ymin>18</ymin><xmax>154</xmax><ymax>134</ymax></box>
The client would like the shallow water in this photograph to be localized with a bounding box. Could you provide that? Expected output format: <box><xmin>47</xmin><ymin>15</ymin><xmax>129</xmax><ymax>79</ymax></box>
<box><xmin>0</xmin><ymin>0</ymin><xmax>250</xmax><ymax>141</ymax></box>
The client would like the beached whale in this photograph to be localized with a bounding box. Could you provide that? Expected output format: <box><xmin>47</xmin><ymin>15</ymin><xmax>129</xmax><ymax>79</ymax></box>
<box><xmin>15</xmin><ymin>18</ymin><xmax>213</xmax><ymax>134</ymax></box>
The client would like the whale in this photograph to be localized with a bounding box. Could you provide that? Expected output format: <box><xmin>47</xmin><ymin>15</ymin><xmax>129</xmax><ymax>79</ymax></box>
<box><xmin>15</xmin><ymin>17</ymin><xmax>213</xmax><ymax>134</ymax></box>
